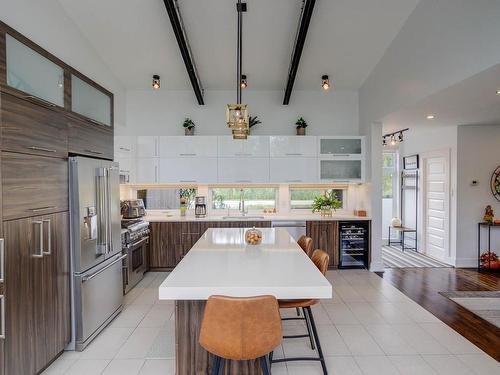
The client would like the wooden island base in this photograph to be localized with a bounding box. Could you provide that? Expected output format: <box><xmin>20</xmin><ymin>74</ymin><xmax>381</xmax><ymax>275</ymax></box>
<box><xmin>175</xmin><ymin>300</ymin><xmax>264</xmax><ymax>375</ymax></box>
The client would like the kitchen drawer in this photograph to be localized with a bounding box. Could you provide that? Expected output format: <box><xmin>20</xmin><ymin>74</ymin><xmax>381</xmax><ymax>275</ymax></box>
<box><xmin>67</xmin><ymin>118</ymin><xmax>113</xmax><ymax>160</ymax></box>
<box><xmin>0</xmin><ymin>92</ymin><xmax>68</xmax><ymax>158</ymax></box>
<box><xmin>2</xmin><ymin>152</ymin><xmax>68</xmax><ymax>220</ymax></box>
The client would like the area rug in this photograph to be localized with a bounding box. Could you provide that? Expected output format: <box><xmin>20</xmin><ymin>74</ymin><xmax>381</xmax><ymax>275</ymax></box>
<box><xmin>440</xmin><ymin>291</ymin><xmax>500</xmax><ymax>328</ymax></box>
<box><xmin>382</xmin><ymin>245</ymin><xmax>451</xmax><ymax>268</ymax></box>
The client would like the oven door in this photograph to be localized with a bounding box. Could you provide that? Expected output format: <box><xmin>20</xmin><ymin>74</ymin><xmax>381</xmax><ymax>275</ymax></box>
<box><xmin>123</xmin><ymin>237</ymin><xmax>148</xmax><ymax>293</ymax></box>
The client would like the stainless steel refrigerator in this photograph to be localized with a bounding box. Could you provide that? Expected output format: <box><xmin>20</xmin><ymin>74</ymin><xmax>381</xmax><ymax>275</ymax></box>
<box><xmin>68</xmin><ymin>156</ymin><xmax>125</xmax><ymax>351</ymax></box>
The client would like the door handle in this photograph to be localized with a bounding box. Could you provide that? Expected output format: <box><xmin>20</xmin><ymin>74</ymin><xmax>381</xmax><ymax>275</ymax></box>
<box><xmin>82</xmin><ymin>254</ymin><xmax>127</xmax><ymax>283</ymax></box>
<box><xmin>0</xmin><ymin>294</ymin><xmax>5</xmax><ymax>339</ymax></box>
<box><xmin>32</xmin><ymin>221</ymin><xmax>44</xmax><ymax>258</ymax></box>
<box><xmin>0</xmin><ymin>239</ymin><xmax>4</xmax><ymax>283</ymax></box>
<box><xmin>43</xmin><ymin>219</ymin><xmax>52</xmax><ymax>255</ymax></box>
<box><xmin>26</xmin><ymin>146</ymin><xmax>57</xmax><ymax>153</ymax></box>
<box><xmin>84</xmin><ymin>149</ymin><xmax>103</xmax><ymax>155</ymax></box>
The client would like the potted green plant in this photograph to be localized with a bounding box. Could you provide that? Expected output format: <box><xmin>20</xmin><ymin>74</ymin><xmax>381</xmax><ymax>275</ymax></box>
<box><xmin>295</xmin><ymin>117</ymin><xmax>308</xmax><ymax>135</ymax></box>
<box><xmin>183</xmin><ymin>118</ymin><xmax>195</xmax><ymax>136</ymax></box>
<box><xmin>249</xmin><ymin>115</ymin><xmax>261</xmax><ymax>129</ymax></box>
<box><xmin>311</xmin><ymin>190</ymin><xmax>342</xmax><ymax>217</ymax></box>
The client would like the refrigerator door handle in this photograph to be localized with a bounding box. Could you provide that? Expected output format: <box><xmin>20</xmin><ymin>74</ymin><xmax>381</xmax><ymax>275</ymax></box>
<box><xmin>82</xmin><ymin>254</ymin><xmax>127</xmax><ymax>283</ymax></box>
<box><xmin>96</xmin><ymin>167</ymin><xmax>108</xmax><ymax>255</ymax></box>
<box><xmin>106</xmin><ymin>167</ymin><xmax>113</xmax><ymax>254</ymax></box>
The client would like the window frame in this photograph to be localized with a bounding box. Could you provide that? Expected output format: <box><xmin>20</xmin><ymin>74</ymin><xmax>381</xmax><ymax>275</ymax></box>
<box><xmin>288</xmin><ymin>185</ymin><xmax>349</xmax><ymax>213</ymax></box>
<box><xmin>208</xmin><ymin>185</ymin><xmax>279</xmax><ymax>214</ymax></box>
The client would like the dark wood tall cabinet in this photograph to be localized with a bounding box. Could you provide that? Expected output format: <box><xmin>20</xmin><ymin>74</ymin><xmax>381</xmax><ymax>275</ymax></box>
<box><xmin>307</xmin><ymin>221</ymin><xmax>340</xmax><ymax>269</ymax></box>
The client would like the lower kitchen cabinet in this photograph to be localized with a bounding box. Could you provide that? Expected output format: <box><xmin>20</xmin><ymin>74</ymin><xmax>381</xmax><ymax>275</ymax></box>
<box><xmin>306</xmin><ymin>221</ymin><xmax>339</xmax><ymax>269</ymax></box>
<box><xmin>149</xmin><ymin>221</ymin><xmax>271</xmax><ymax>270</ymax></box>
<box><xmin>2</xmin><ymin>211</ymin><xmax>70</xmax><ymax>375</ymax></box>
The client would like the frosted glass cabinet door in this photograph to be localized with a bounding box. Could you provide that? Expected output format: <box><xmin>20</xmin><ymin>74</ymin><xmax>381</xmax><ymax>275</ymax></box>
<box><xmin>6</xmin><ymin>34</ymin><xmax>64</xmax><ymax>107</ymax></box>
<box><xmin>319</xmin><ymin>159</ymin><xmax>363</xmax><ymax>181</ymax></box>
<box><xmin>71</xmin><ymin>74</ymin><xmax>112</xmax><ymax>126</ymax></box>
<box><xmin>319</xmin><ymin>137</ymin><xmax>363</xmax><ymax>156</ymax></box>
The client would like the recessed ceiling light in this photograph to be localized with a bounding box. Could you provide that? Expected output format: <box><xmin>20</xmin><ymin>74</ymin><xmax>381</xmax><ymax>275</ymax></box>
<box><xmin>426</xmin><ymin>114</ymin><xmax>435</xmax><ymax>120</ymax></box>
<box><xmin>496</xmin><ymin>90</ymin><xmax>500</xmax><ymax>95</ymax></box>
<box><xmin>321</xmin><ymin>75</ymin><xmax>330</xmax><ymax>90</ymax></box>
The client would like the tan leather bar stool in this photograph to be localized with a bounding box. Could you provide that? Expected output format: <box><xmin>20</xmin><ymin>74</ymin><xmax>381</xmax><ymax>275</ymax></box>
<box><xmin>272</xmin><ymin>249</ymin><xmax>329</xmax><ymax>375</ymax></box>
<box><xmin>295</xmin><ymin>235</ymin><xmax>314</xmax><ymax>317</ymax></box>
<box><xmin>297</xmin><ymin>235</ymin><xmax>314</xmax><ymax>258</ymax></box>
<box><xmin>199</xmin><ymin>295</ymin><xmax>283</xmax><ymax>375</ymax></box>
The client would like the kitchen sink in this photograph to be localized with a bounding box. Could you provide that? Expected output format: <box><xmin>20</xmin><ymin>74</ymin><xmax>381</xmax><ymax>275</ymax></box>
<box><xmin>222</xmin><ymin>216</ymin><xmax>265</xmax><ymax>220</ymax></box>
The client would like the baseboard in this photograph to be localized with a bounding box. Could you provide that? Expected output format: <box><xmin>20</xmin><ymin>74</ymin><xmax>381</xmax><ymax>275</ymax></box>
<box><xmin>454</xmin><ymin>258</ymin><xmax>478</xmax><ymax>268</ymax></box>
<box><xmin>369</xmin><ymin>260</ymin><xmax>385</xmax><ymax>273</ymax></box>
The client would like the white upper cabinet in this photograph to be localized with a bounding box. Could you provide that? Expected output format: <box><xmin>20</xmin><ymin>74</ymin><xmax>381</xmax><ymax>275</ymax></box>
<box><xmin>114</xmin><ymin>136</ymin><xmax>136</xmax><ymax>159</ymax></box>
<box><xmin>136</xmin><ymin>136</ymin><xmax>159</xmax><ymax>158</ymax></box>
<box><xmin>269</xmin><ymin>136</ymin><xmax>317</xmax><ymax>157</ymax></box>
<box><xmin>159</xmin><ymin>158</ymin><xmax>218</xmax><ymax>183</ymax></box>
<box><xmin>218</xmin><ymin>157</ymin><xmax>270</xmax><ymax>183</ymax></box>
<box><xmin>159</xmin><ymin>136</ymin><xmax>218</xmax><ymax>158</ymax></box>
<box><xmin>136</xmin><ymin>158</ymin><xmax>159</xmax><ymax>184</ymax></box>
<box><xmin>318</xmin><ymin>136</ymin><xmax>364</xmax><ymax>157</ymax></box>
<box><xmin>218</xmin><ymin>136</ymin><xmax>269</xmax><ymax>157</ymax></box>
<box><xmin>270</xmin><ymin>158</ymin><xmax>318</xmax><ymax>183</ymax></box>
<box><xmin>6</xmin><ymin>34</ymin><xmax>64</xmax><ymax>107</ymax></box>
<box><xmin>116</xmin><ymin>158</ymin><xmax>136</xmax><ymax>184</ymax></box>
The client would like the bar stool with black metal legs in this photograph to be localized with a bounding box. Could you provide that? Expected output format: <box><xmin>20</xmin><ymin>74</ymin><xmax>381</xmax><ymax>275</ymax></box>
<box><xmin>295</xmin><ymin>235</ymin><xmax>314</xmax><ymax>317</ymax></box>
<box><xmin>199</xmin><ymin>295</ymin><xmax>283</xmax><ymax>375</ymax></box>
<box><xmin>272</xmin><ymin>249</ymin><xmax>330</xmax><ymax>375</ymax></box>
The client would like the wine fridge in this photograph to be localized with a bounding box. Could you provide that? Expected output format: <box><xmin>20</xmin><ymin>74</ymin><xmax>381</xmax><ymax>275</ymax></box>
<box><xmin>339</xmin><ymin>221</ymin><xmax>369</xmax><ymax>269</ymax></box>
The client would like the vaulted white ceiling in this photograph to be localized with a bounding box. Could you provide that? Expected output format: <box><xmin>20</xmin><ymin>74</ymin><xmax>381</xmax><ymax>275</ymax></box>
<box><xmin>58</xmin><ymin>0</ymin><xmax>419</xmax><ymax>91</ymax></box>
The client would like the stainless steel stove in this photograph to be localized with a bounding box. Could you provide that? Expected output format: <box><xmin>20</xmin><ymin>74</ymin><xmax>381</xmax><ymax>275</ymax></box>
<box><xmin>121</xmin><ymin>218</ymin><xmax>150</xmax><ymax>294</ymax></box>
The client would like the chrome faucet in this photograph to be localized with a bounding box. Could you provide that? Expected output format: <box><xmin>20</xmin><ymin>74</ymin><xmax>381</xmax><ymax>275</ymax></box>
<box><xmin>239</xmin><ymin>188</ymin><xmax>247</xmax><ymax>216</ymax></box>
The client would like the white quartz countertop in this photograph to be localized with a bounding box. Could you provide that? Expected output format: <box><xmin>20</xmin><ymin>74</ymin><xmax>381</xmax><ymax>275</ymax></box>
<box><xmin>158</xmin><ymin>228</ymin><xmax>332</xmax><ymax>300</ymax></box>
<box><xmin>145</xmin><ymin>212</ymin><xmax>371</xmax><ymax>222</ymax></box>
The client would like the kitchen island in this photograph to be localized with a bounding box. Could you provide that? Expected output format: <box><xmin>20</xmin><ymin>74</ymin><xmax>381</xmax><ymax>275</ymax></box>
<box><xmin>159</xmin><ymin>227</ymin><xmax>332</xmax><ymax>374</ymax></box>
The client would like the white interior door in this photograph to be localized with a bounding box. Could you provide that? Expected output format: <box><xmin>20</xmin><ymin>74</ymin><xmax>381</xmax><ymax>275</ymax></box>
<box><xmin>422</xmin><ymin>150</ymin><xmax>450</xmax><ymax>263</ymax></box>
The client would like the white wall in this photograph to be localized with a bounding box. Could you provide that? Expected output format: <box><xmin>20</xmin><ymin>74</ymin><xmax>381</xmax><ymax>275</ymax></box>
<box><xmin>121</xmin><ymin>89</ymin><xmax>359</xmax><ymax>136</ymax></box>
<box><xmin>456</xmin><ymin>125</ymin><xmax>500</xmax><ymax>267</ymax></box>
<box><xmin>0</xmin><ymin>0</ymin><xmax>126</xmax><ymax>127</ymax></box>
<box><xmin>359</xmin><ymin>0</ymin><xmax>500</xmax><ymax>127</ymax></box>
<box><xmin>399</xmin><ymin>125</ymin><xmax>458</xmax><ymax>265</ymax></box>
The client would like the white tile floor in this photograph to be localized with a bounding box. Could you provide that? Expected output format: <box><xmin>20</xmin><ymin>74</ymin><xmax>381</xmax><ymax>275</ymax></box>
<box><xmin>42</xmin><ymin>270</ymin><xmax>500</xmax><ymax>375</ymax></box>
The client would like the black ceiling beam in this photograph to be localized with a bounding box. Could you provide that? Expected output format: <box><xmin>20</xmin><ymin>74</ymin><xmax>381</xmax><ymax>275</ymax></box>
<box><xmin>283</xmin><ymin>0</ymin><xmax>316</xmax><ymax>105</ymax></box>
<box><xmin>162</xmin><ymin>0</ymin><xmax>204</xmax><ymax>105</ymax></box>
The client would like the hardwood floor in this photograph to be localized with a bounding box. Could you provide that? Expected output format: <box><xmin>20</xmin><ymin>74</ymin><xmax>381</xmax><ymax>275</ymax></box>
<box><xmin>378</xmin><ymin>268</ymin><xmax>500</xmax><ymax>361</ymax></box>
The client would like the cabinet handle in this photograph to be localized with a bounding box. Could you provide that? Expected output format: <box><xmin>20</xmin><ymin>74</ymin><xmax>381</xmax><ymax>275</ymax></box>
<box><xmin>32</xmin><ymin>221</ymin><xmax>44</xmax><ymax>258</ymax></box>
<box><xmin>26</xmin><ymin>146</ymin><xmax>57</xmax><ymax>153</ymax></box>
<box><xmin>89</xmin><ymin>119</ymin><xmax>104</xmax><ymax>126</ymax></box>
<box><xmin>0</xmin><ymin>294</ymin><xmax>5</xmax><ymax>339</ymax></box>
<box><xmin>84</xmin><ymin>149</ymin><xmax>103</xmax><ymax>155</ymax></box>
<box><xmin>179</xmin><ymin>153</ymin><xmax>197</xmax><ymax>156</ymax></box>
<box><xmin>23</xmin><ymin>95</ymin><xmax>57</xmax><ymax>108</ymax></box>
<box><xmin>286</xmin><ymin>179</ymin><xmax>302</xmax><ymax>182</ymax></box>
<box><xmin>286</xmin><ymin>153</ymin><xmax>303</xmax><ymax>156</ymax></box>
<box><xmin>119</xmin><ymin>147</ymin><xmax>131</xmax><ymax>152</ymax></box>
<box><xmin>155</xmin><ymin>139</ymin><xmax>159</xmax><ymax>157</ymax></box>
<box><xmin>236</xmin><ymin>153</ymin><xmax>252</xmax><ymax>156</ymax></box>
<box><xmin>236</xmin><ymin>180</ymin><xmax>251</xmax><ymax>183</ymax></box>
<box><xmin>120</xmin><ymin>170</ymin><xmax>130</xmax><ymax>173</ymax></box>
<box><xmin>43</xmin><ymin>219</ymin><xmax>51</xmax><ymax>256</ymax></box>
<box><xmin>29</xmin><ymin>206</ymin><xmax>57</xmax><ymax>213</ymax></box>
<box><xmin>155</xmin><ymin>165</ymin><xmax>158</xmax><ymax>183</ymax></box>
<box><xmin>179</xmin><ymin>180</ymin><xmax>196</xmax><ymax>183</ymax></box>
<box><xmin>0</xmin><ymin>239</ymin><xmax>4</xmax><ymax>283</ymax></box>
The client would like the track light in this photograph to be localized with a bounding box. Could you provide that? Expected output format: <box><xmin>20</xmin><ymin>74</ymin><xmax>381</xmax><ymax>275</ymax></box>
<box><xmin>382</xmin><ymin>137</ymin><xmax>387</xmax><ymax>146</ymax></box>
<box><xmin>321</xmin><ymin>75</ymin><xmax>330</xmax><ymax>90</ymax></box>
<box><xmin>382</xmin><ymin>128</ymin><xmax>409</xmax><ymax>146</ymax></box>
<box><xmin>390</xmin><ymin>135</ymin><xmax>397</xmax><ymax>146</ymax></box>
<box><xmin>152</xmin><ymin>75</ymin><xmax>161</xmax><ymax>89</ymax></box>
<box><xmin>397</xmin><ymin>132</ymin><xmax>404</xmax><ymax>142</ymax></box>
<box><xmin>240</xmin><ymin>74</ymin><xmax>247</xmax><ymax>89</ymax></box>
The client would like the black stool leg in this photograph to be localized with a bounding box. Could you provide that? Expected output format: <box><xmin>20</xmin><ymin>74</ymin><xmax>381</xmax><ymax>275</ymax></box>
<box><xmin>260</xmin><ymin>355</ymin><xmax>271</xmax><ymax>375</ymax></box>
<box><xmin>211</xmin><ymin>356</ymin><xmax>221</xmax><ymax>375</ymax></box>
<box><xmin>296</xmin><ymin>307</ymin><xmax>301</xmax><ymax>316</ymax></box>
<box><xmin>269</xmin><ymin>351</ymin><xmax>273</xmax><ymax>367</ymax></box>
<box><xmin>303</xmin><ymin>307</ymin><xmax>316</xmax><ymax>350</ymax></box>
<box><xmin>305</xmin><ymin>307</ymin><xmax>328</xmax><ymax>375</ymax></box>
<box><xmin>218</xmin><ymin>358</ymin><xmax>225</xmax><ymax>375</ymax></box>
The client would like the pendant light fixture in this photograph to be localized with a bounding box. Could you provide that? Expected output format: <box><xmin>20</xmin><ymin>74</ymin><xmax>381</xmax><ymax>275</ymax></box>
<box><xmin>226</xmin><ymin>1</ymin><xmax>249</xmax><ymax>139</ymax></box>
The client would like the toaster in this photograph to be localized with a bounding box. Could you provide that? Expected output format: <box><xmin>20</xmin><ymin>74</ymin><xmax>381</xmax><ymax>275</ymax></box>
<box><xmin>120</xmin><ymin>199</ymin><xmax>146</xmax><ymax>219</ymax></box>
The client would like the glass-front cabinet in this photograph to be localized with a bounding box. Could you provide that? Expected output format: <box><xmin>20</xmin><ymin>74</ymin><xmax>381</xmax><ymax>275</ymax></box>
<box><xmin>318</xmin><ymin>136</ymin><xmax>364</xmax><ymax>157</ymax></box>
<box><xmin>319</xmin><ymin>159</ymin><xmax>363</xmax><ymax>182</ymax></box>
<box><xmin>5</xmin><ymin>34</ymin><xmax>64</xmax><ymax>107</ymax></box>
<box><xmin>71</xmin><ymin>74</ymin><xmax>112</xmax><ymax>126</ymax></box>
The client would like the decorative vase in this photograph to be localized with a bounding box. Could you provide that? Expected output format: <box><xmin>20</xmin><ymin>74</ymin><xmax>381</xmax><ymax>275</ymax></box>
<box><xmin>296</xmin><ymin>127</ymin><xmax>306</xmax><ymax>136</ymax></box>
<box><xmin>320</xmin><ymin>207</ymin><xmax>332</xmax><ymax>217</ymax></box>
<box><xmin>185</xmin><ymin>127</ymin><xmax>194</xmax><ymax>136</ymax></box>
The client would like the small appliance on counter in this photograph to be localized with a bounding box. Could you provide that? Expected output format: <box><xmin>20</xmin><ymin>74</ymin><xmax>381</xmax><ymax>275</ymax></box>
<box><xmin>195</xmin><ymin>196</ymin><xmax>207</xmax><ymax>218</ymax></box>
<box><xmin>121</xmin><ymin>199</ymin><xmax>146</xmax><ymax>219</ymax></box>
